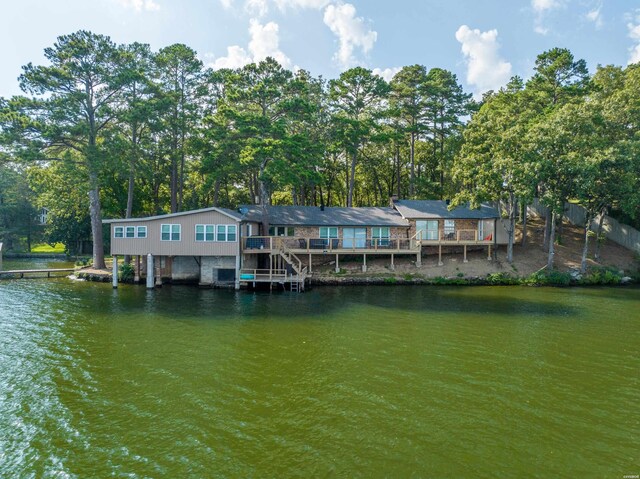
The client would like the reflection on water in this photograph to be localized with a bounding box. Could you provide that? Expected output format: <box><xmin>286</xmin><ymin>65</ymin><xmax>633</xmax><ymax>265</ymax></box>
<box><xmin>0</xmin><ymin>269</ymin><xmax>639</xmax><ymax>477</ymax></box>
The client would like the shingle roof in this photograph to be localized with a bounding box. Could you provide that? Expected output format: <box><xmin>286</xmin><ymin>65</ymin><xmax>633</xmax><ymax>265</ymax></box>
<box><xmin>239</xmin><ymin>205</ymin><xmax>410</xmax><ymax>227</ymax></box>
<box><xmin>393</xmin><ymin>200</ymin><xmax>499</xmax><ymax>219</ymax></box>
<box><xmin>103</xmin><ymin>206</ymin><xmax>242</xmax><ymax>224</ymax></box>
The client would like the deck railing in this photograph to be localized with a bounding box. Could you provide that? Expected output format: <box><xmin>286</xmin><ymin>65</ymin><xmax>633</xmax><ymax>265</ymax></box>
<box><xmin>414</xmin><ymin>229</ymin><xmax>493</xmax><ymax>244</ymax></box>
<box><xmin>239</xmin><ymin>268</ymin><xmax>287</xmax><ymax>281</ymax></box>
<box><xmin>243</xmin><ymin>236</ymin><xmax>419</xmax><ymax>252</ymax></box>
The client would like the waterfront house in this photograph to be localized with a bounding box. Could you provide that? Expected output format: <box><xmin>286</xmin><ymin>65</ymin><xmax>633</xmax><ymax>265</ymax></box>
<box><xmin>104</xmin><ymin>199</ymin><xmax>508</xmax><ymax>289</ymax></box>
<box><xmin>238</xmin><ymin>205</ymin><xmax>418</xmax><ymax>277</ymax></box>
<box><xmin>104</xmin><ymin>207</ymin><xmax>243</xmax><ymax>287</ymax></box>
<box><xmin>391</xmin><ymin>199</ymin><xmax>507</xmax><ymax>264</ymax></box>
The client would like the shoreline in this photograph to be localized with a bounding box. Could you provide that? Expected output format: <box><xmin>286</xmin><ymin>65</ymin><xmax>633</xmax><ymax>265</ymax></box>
<box><xmin>73</xmin><ymin>267</ymin><xmax>637</xmax><ymax>288</ymax></box>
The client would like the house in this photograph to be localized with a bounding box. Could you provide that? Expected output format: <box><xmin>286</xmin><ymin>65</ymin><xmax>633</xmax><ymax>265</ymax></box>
<box><xmin>391</xmin><ymin>199</ymin><xmax>507</xmax><ymax>265</ymax></box>
<box><xmin>104</xmin><ymin>207</ymin><xmax>243</xmax><ymax>288</ymax></box>
<box><xmin>239</xmin><ymin>205</ymin><xmax>419</xmax><ymax>275</ymax></box>
<box><xmin>103</xmin><ymin>199</ymin><xmax>508</xmax><ymax>289</ymax></box>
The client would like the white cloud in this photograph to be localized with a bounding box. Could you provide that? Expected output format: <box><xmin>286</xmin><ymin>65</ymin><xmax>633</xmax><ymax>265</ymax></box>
<box><xmin>323</xmin><ymin>2</ymin><xmax>377</xmax><ymax>69</ymax></box>
<box><xmin>628</xmin><ymin>10</ymin><xmax>640</xmax><ymax>65</ymax></box>
<box><xmin>531</xmin><ymin>0</ymin><xmax>560</xmax><ymax>13</ymax></box>
<box><xmin>219</xmin><ymin>0</ymin><xmax>234</xmax><ymax>9</ymax></box>
<box><xmin>245</xmin><ymin>0</ymin><xmax>269</xmax><ymax>16</ymax></box>
<box><xmin>372</xmin><ymin>67</ymin><xmax>401</xmax><ymax>82</ymax></box>
<box><xmin>585</xmin><ymin>5</ymin><xmax>603</xmax><ymax>29</ymax></box>
<box><xmin>274</xmin><ymin>0</ymin><xmax>331</xmax><ymax>10</ymax></box>
<box><xmin>455</xmin><ymin>25</ymin><xmax>512</xmax><ymax>98</ymax></box>
<box><xmin>117</xmin><ymin>0</ymin><xmax>160</xmax><ymax>11</ymax></box>
<box><xmin>531</xmin><ymin>0</ymin><xmax>561</xmax><ymax>35</ymax></box>
<box><xmin>248</xmin><ymin>18</ymin><xmax>291</xmax><ymax>67</ymax></box>
<box><xmin>208</xmin><ymin>18</ymin><xmax>291</xmax><ymax>70</ymax></box>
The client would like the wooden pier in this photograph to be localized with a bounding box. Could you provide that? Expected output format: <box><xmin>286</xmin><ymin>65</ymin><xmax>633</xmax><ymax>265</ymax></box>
<box><xmin>0</xmin><ymin>268</ymin><xmax>75</xmax><ymax>279</ymax></box>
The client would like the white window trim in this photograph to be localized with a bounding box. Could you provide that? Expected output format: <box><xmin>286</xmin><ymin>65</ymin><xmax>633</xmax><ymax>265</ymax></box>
<box><xmin>161</xmin><ymin>224</ymin><xmax>181</xmax><ymax>242</ymax></box>
<box><xmin>125</xmin><ymin>226</ymin><xmax>135</xmax><ymax>238</ymax></box>
<box><xmin>215</xmin><ymin>224</ymin><xmax>238</xmax><ymax>242</ymax></box>
<box><xmin>195</xmin><ymin>224</ymin><xmax>216</xmax><ymax>242</ymax></box>
<box><xmin>114</xmin><ymin>226</ymin><xmax>124</xmax><ymax>238</ymax></box>
<box><xmin>136</xmin><ymin>226</ymin><xmax>147</xmax><ymax>238</ymax></box>
<box><xmin>319</xmin><ymin>226</ymin><xmax>338</xmax><ymax>239</ymax></box>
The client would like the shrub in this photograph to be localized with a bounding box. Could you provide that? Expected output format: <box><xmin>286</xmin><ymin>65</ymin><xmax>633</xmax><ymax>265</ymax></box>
<box><xmin>119</xmin><ymin>262</ymin><xmax>134</xmax><ymax>282</ymax></box>
<box><xmin>580</xmin><ymin>267</ymin><xmax>622</xmax><ymax>285</ymax></box>
<box><xmin>384</xmin><ymin>276</ymin><xmax>397</xmax><ymax>284</ymax></box>
<box><xmin>525</xmin><ymin>270</ymin><xmax>572</xmax><ymax>286</ymax></box>
<box><xmin>486</xmin><ymin>272</ymin><xmax>518</xmax><ymax>285</ymax></box>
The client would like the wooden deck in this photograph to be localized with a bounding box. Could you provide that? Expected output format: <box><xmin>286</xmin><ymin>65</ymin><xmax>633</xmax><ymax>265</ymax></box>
<box><xmin>0</xmin><ymin>268</ymin><xmax>75</xmax><ymax>279</ymax></box>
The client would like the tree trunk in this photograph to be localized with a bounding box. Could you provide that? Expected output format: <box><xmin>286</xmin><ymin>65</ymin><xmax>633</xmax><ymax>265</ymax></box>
<box><xmin>580</xmin><ymin>212</ymin><xmax>592</xmax><ymax>274</ymax></box>
<box><xmin>594</xmin><ymin>208</ymin><xmax>606</xmax><ymax>261</ymax></box>
<box><xmin>543</xmin><ymin>207</ymin><xmax>551</xmax><ymax>252</ymax></box>
<box><xmin>259</xmin><ymin>159</ymin><xmax>271</xmax><ymax>235</ymax></box>
<box><xmin>396</xmin><ymin>143</ymin><xmax>401</xmax><ymax>198</ymax></box>
<box><xmin>347</xmin><ymin>149</ymin><xmax>357</xmax><ymax>207</ymax></box>
<box><xmin>213</xmin><ymin>178</ymin><xmax>220</xmax><ymax>207</ymax></box>
<box><xmin>88</xmin><ymin>168</ymin><xmax>106</xmax><ymax>270</ymax></box>
<box><xmin>506</xmin><ymin>195</ymin><xmax>516</xmax><ymax>264</ymax></box>
<box><xmin>556</xmin><ymin>203</ymin><xmax>564</xmax><ymax>245</ymax></box>
<box><xmin>547</xmin><ymin>211</ymin><xmax>556</xmax><ymax>270</ymax></box>
<box><xmin>521</xmin><ymin>202</ymin><xmax>528</xmax><ymax>247</ymax></box>
<box><xmin>409</xmin><ymin>132</ymin><xmax>415</xmax><ymax>198</ymax></box>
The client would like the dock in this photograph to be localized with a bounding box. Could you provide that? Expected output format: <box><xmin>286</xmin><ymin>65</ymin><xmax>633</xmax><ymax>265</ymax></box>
<box><xmin>0</xmin><ymin>268</ymin><xmax>75</xmax><ymax>279</ymax></box>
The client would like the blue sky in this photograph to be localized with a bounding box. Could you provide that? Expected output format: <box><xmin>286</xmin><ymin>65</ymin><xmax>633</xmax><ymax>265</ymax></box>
<box><xmin>1</xmin><ymin>0</ymin><xmax>639</xmax><ymax>98</ymax></box>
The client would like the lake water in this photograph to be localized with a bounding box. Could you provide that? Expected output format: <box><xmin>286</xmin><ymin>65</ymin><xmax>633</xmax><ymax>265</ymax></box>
<box><xmin>1</xmin><ymin>259</ymin><xmax>639</xmax><ymax>477</ymax></box>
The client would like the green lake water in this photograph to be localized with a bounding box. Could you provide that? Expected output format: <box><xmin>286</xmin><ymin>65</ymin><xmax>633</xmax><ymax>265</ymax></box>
<box><xmin>1</xmin><ymin>259</ymin><xmax>639</xmax><ymax>478</ymax></box>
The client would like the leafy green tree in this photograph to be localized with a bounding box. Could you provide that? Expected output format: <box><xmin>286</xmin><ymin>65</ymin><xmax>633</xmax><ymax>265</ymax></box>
<box><xmin>525</xmin><ymin>48</ymin><xmax>590</xmax><ymax>254</ymax></box>
<box><xmin>14</xmin><ymin>31</ymin><xmax>126</xmax><ymax>268</ymax></box>
<box><xmin>329</xmin><ymin>67</ymin><xmax>389</xmax><ymax>207</ymax></box>
<box><xmin>453</xmin><ymin>78</ymin><xmax>536</xmax><ymax>263</ymax></box>
<box><xmin>155</xmin><ymin>44</ymin><xmax>204</xmax><ymax>213</ymax></box>
<box><xmin>422</xmin><ymin>68</ymin><xmax>473</xmax><ymax>199</ymax></box>
<box><xmin>390</xmin><ymin>65</ymin><xmax>428</xmax><ymax>197</ymax></box>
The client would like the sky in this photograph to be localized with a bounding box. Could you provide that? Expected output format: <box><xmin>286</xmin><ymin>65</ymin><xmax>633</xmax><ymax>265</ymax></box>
<box><xmin>1</xmin><ymin>0</ymin><xmax>639</xmax><ymax>99</ymax></box>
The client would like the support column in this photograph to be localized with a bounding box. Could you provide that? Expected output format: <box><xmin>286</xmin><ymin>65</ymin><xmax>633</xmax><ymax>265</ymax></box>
<box><xmin>390</xmin><ymin>253</ymin><xmax>395</xmax><ymax>271</ymax></box>
<box><xmin>487</xmin><ymin>245</ymin><xmax>492</xmax><ymax>261</ymax></box>
<box><xmin>438</xmin><ymin>244</ymin><xmax>443</xmax><ymax>266</ymax></box>
<box><xmin>362</xmin><ymin>254</ymin><xmax>367</xmax><ymax>273</ymax></box>
<box><xmin>308</xmin><ymin>253</ymin><xmax>312</xmax><ymax>273</ymax></box>
<box><xmin>146</xmin><ymin>254</ymin><xmax>154</xmax><ymax>289</ymax></box>
<box><xmin>335</xmin><ymin>254</ymin><xmax>340</xmax><ymax>273</ymax></box>
<box><xmin>134</xmin><ymin>255</ymin><xmax>140</xmax><ymax>283</ymax></box>
<box><xmin>155</xmin><ymin>256</ymin><xmax>162</xmax><ymax>286</ymax></box>
<box><xmin>112</xmin><ymin>255</ymin><xmax>118</xmax><ymax>289</ymax></box>
<box><xmin>235</xmin><ymin>253</ymin><xmax>241</xmax><ymax>290</ymax></box>
<box><xmin>463</xmin><ymin>245</ymin><xmax>468</xmax><ymax>263</ymax></box>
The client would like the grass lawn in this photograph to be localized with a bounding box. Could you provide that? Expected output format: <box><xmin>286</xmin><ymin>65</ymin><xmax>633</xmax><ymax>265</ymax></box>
<box><xmin>31</xmin><ymin>243</ymin><xmax>66</xmax><ymax>254</ymax></box>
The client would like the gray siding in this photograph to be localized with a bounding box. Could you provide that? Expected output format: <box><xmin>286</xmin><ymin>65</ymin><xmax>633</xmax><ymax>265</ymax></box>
<box><xmin>109</xmin><ymin>210</ymin><xmax>240</xmax><ymax>257</ymax></box>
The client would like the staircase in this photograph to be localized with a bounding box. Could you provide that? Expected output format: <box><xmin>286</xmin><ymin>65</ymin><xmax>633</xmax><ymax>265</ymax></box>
<box><xmin>277</xmin><ymin>245</ymin><xmax>307</xmax><ymax>292</ymax></box>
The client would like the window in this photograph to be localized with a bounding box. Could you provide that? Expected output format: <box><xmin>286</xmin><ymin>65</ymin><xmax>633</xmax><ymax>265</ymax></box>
<box><xmin>137</xmin><ymin>226</ymin><xmax>147</xmax><ymax>238</ymax></box>
<box><xmin>343</xmin><ymin>228</ymin><xmax>366</xmax><ymax>248</ymax></box>
<box><xmin>196</xmin><ymin>224</ymin><xmax>215</xmax><ymax>242</ymax></box>
<box><xmin>161</xmin><ymin>224</ymin><xmax>181</xmax><ymax>241</ymax></box>
<box><xmin>227</xmin><ymin>225</ymin><xmax>237</xmax><ymax>242</ymax></box>
<box><xmin>319</xmin><ymin>227</ymin><xmax>338</xmax><ymax>239</ymax></box>
<box><xmin>114</xmin><ymin>226</ymin><xmax>124</xmax><ymax>238</ymax></box>
<box><xmin>214</xmin><ymin>225</ymin><xmax>238</xmax><ymax>242</ymax></box>
<box><xmin>318</xmin><ymin>226</ymin><xmax>338</xmax><ymax>248</ymax></box>
<box><xmin>125</xmin><ymin>226</ymin><xmax>135</xmax><ymax>238</ymax></box>
<box><xmin>372</xmin><ymin>227</ymin><xmax>390</xmax><ymax>246</ymax></box>
<box><xmin>268</xmin><ymin>226</ymin><xmax>294</xmax><ymax>236</ymax></box>
<box><xmin>415</xmin><ymin>220</ymin><xmax>439</xmax><ymax>240</ymax></box>
<box><xmin>444</xmin><ymin>220</ymin><xmax>455</xmax><ymax>239</ymax></box>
